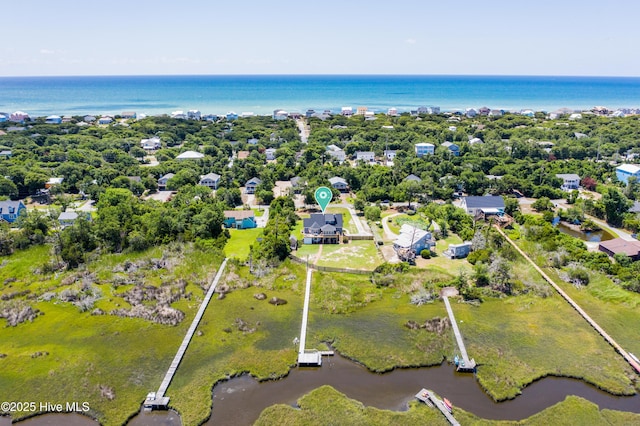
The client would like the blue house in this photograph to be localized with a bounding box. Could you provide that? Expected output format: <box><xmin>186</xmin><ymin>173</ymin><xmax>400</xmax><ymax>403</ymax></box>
<box><xmin>224</xmin><ymin>210</ymin><xmax>257</xmax><ymax>229</ymax></box>
<box><xmin>616</xmin><ymin>164</ymin><xmax>640</xmax><ymax>184</ymax></box>
<box><xmin>441</xmin><ymin>141</ymin><xmax>460</xmax><ymax>156</ymax></box>
<box><xmin>0</xmin><ymin>200</ymin><xmax>26</xmax><ymax>223</ymax></box>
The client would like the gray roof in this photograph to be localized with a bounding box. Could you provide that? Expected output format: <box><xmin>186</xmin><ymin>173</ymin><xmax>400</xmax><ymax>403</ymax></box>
<box><xmin>200</xmin><ymin>172</ymin><xmax>221</xmax><ymax>181</ymax></box>
<box><xmin>404</xmin><ymin>174</ymin><xmax>422</xmax><ymax>182</ymax></box>
<box><xmin>0</xmin><ymin>200</ymin><xmax>24</xmax><ymax>214</ymax></box>
<box><xmin>303</xmin><ymin>213</ymin><xmax>343</xmax><ymax>230</ymax></box>
<box><xmin>556</xmin><ymin>173</ymin><xmax>580</xmax><ymax>180</ymax></box>
<box><xmin>463</xmin><ymin>196</ymin><xmax>505</xmax><ymax>209</ymax></box>
<box><xmin>328</xmin><ymin>176</ymin><xmax>347</xmax><ymax>185</ymax></box>
<box><xmin>58</xmin><ymin>211</ymin><xmax>79</xmax><ymax>221</ymax></box>
<box><xmin>245</xmin><ymin>177</ymin><xmax>262</xmax><ymax>186</ymax></box>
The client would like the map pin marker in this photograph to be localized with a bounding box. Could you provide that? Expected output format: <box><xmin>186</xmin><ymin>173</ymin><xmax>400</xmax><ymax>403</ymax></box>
<box><xmin>314</xmin><ymin>186</ymin><xmax>333</xmax><ymax>213</ymax></box>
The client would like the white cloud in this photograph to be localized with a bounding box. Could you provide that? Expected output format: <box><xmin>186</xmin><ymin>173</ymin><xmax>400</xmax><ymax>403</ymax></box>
<box><xmin>40</xmin><ymin>49</ymin><xmax>56</xmax><ymax>55</ymax></box>
<box><xmin>405</xmin><ymin>38</ymin><xmax>417</xmax><ymax>44</ymax></box>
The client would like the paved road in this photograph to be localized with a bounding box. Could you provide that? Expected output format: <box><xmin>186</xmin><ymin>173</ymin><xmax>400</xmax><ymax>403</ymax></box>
<box><xmin>296</xmin><ymin>118</ymin><xmax>309</xmax><ymax>143</ymax></box>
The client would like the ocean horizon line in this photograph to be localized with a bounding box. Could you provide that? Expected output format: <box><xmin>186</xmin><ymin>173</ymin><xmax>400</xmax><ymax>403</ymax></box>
<box><xmin>2</xmin><ymin>73</ymin><xmax>640</xmax><ymax>79</ymax></box>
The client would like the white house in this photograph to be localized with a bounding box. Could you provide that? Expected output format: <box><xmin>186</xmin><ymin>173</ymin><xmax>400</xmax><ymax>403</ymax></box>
<box><xmin>414</xmin><ymin>142</ymin><xmax>435</xmax><ymax>157</ymax></box>
<box><xmin>98</xmin><ymin>116</ymin><xmax>113</xmax><ymax>125</ymax></box>
<box><xmin>387</xmin><ymin>107</ymin><xmax>398</xmax><ymax>116</ymax></box>
<box><xmin>329</xmin><ymin>176</ymin><xmax>349</xmax><ymax>192</ymax></box>
<box><xmin>0</xmin><ymin>114</ymin><xmax>7</xmax><ymax>122</ymax></box>
<box><xmin>171</xmin><ymin>111</ymin><xmax>187</xmax><ymax>119</ymax></box>
<box><xmin>469</xmin><ymin>137</ymin><xmax>484</xmax><ymax>145</ymax></box>
<box><xmin>465</xmin><ymin>108</ymin><xmax>477</xmax><ymax>118</ymax></box>
<box><xmin>45</xmin><ymin>115</ymin><xmax>62</xmax><ymax>124</ymax></box>
<box><xmin>355</xmin><ymin>151</ymin><xmax>376</xmax><ymax>163</ymax></box>
<box><xmin>556</xmin><ymin>173</ymin><xmax>580</xmax><ymax>191</ymax></box>
<box><xmin>158</xmin><ymin>173</ymin><xmax>175</xmax><ymax>189</ymax></box>
<box><xmin>176</xmin><ymin>150</ymin><xmax>204</xmax><ymax>160</ymax></box>
<box><xmin>199</xmin><ymin>172</ymin><xmax>221</xmax><ymax>189</ymax></box>
<box><xmin>394</xmin><ymin>224</ymin><xmax>434</xmax><ymax>254</ymax></box>
<box><xmin>187</xmin><ymin>110</ymin><xmax>201</xmax><ymax>120</ymax></box>
<box><xmin>273</xmin><ymin>110</ymin><xmax>288</xmax><ymax>120</ymax></box>
<box><xmin>140</xmin><ymin>136</ymin><xmax>161</xmax><ymax>150</ymax></box>
<box><xmin>616</xmin><ymin>164</ymin><xmax>640</xmax><ymax>184</ymax></box>
<box><xmin>265</xmin><ymin>148</ymin><xmax>277</xmax><ymax>161</ymax></box>
<box><xmin>326</xmin><ymin>144</ymin><xmax>346</xmax><ymax>163</ymax></box>
<box><xmin>341</xmin><ymin>107</ymin><xmax>353</xmax><ymax>116</ymax></box>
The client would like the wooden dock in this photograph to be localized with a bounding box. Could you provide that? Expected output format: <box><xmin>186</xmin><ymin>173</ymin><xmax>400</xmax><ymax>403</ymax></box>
<box><xmin>415</xmin><ymin>388</ymin><xmax>460</xmax><ymax>426</ymax></box>
<box><xmin>148</xmin><ymin>258</ymin><xmax>229</xmax><ymax>409</ymax></box>
<box><xmin>443</xmin><ymin>296</ymin><xmax>476</xmax><ymax>372</ymax></box>
<box><xmin>298</xmin><ymin>268</ymin><xmax>322</xmax><ymax>366</ymax></box>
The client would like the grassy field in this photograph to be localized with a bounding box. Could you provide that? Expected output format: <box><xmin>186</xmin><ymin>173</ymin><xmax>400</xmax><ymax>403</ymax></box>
<box><xmin>0</xmin><ymin>244</ymin><xmax>224</xmax><ymax>425</ymax></box>
<box><xmin>224</xmin><ymin>228</ymin><xmax>263</xmax><ymax>261</ymax></box>
<box><xmin>295</xmin><ymin>239</ymin><xmax>383</xmax><ymax>270</ymax></box>
<box><xmin>256</xmin><ymin>386</ymin><xmax>640</xmax><ymax>426</ymax></box>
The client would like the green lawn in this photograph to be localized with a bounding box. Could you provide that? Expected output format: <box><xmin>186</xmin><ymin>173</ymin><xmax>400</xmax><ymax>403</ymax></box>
<box><xmin>224</xmin><ymin>228</ymin><xmax>263</xmax><ymax>261</ymax></box>
<box><xmin>326</xmin><ymin>206</ymin><xmax>359</xmax><ymax>235</ymax></box>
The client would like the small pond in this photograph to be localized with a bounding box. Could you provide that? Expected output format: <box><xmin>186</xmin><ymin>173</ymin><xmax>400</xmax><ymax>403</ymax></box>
<box><xmin>556</xmin><ymin>221</ymin><xmax>614</xmax><ymax>242</ymax></box>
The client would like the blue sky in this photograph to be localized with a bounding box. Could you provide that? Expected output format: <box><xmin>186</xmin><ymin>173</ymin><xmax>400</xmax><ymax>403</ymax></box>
<box><xmin>1</xmin><ymin>0</ymin><xmax>638</xmax><ymax>77</ymax></box>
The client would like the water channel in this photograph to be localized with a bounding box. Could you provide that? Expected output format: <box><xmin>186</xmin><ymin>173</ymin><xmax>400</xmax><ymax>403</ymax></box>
<box><xmin>7</xmin><ymin>351</ymin><xmax>640</xmax><ymax>426</ymax></box>
<box><xmin>556</xmin><ymin>221</ymin><xmax>614</xmax><ymax>242</ymax></box>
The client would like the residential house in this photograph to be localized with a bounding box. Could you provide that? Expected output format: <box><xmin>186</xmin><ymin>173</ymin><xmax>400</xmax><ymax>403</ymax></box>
<box><xmin>302</xmin><ymin>213</ymin><xmax>344</xmax><ymax>244</ymax></box>
<box><xmin>460</xmin><ymin>195</ymin><xmax>505</xmax><ymax>217</ymax></box>
<box><xmin>465</xmin><ymin>108</ymin><xmax>477</xmax><ymax>118</ymax></box>
<box><xmin>199</xmin><ymin>172</ymin><xmax>221</xmax><ymax>189</ymax></box>
<box><xmin>356</xmin><ymin>106</ymin><xmax>368</xmax><ymax>116</ymax></box>
<box><xmin>442</xmin><ymin>141</ymin><xmax>460</xmax><ymax>156</ymax></box>
<box><xmin>223</xmin><ymin>210</ymin><xmax>257</xmax><ymax>229</ymax></box>
<box><xmin>98</xmin><ymin>116</ymin><xmax>113</xmax><ymax>125</ymax></box>
<box><xmin>226</xmin><ymin>111</ymin><xmax>238</xmax><ymax>121</ymax></box>
<box><xmin>383</xmin><ymin>150</ymin><xmax>397</xmax><ymax>160</ymax></box>
<box><xmin>45</xmin><ymin>177</ymin><xmax>64</xmax><ymax>189</ymax></box>
<box><xmin>341</xmin><ymin>107</ymin><xmax>353</xmax><ymax>116</ymax></box>
<box><xmin>45</xmin><ymin>115</ymin><xmax>62</xmax><ymax>124</ymax></box>
<box><xmin>265</xmin><ymin>148</ymin><xmax>277</xmax><ymax>161</ymax></box>
<box><xmin>203</xmin><ymin>114</ymin><xmax>219</xmax><ymax>122</ymax></box>
<box><xmin>393</xmin><ymin>224</ymin><xmax>434</xmax><ymax>254</ymax></box>
<box><xmin>329</xmin><ymin>176</ymin><xmax>348</xmax><ymax>192</ymax></box>
<box><xmin>404</xmin><ymin>174</ymin><xmax>422</xmax><ymax>183</ymax></box>
<box><xmin>187</xmin><ymin>110</ymin><xmax>201</xmax><ymax>120</ymax></box>
<box><xmin>478</xmin><ymin>106</ymin><xmax>491</xmax><ymax>116</ymax></box>
<box><xmin>599</xmin><ymin>238</ymin><xmax>640</xmax><ymax>261</ymax></box>
<box><xmin>140</xmin><ymin>136</ymin><xmax>161</xmax><ymax>150</ymax></box>
<box><xmin>387</xmin><ymin>107</ymin><xmax>398</xmax><ymax>116</ymax></box>
<box><xmin>326</xmin><ymin>144</ymin><xmax>346</xmax><ymax>163</ymax></box>
<box><xmin>171</xmin><ymin>111</ymin><xmax>187</xmax><ymax>119</ymax></box>
<box><xmin>489</xmin><ymin>109</ymin><xmax>503</xmax><ymax>117</ymax></box>
<box><xmin>355</xmin><ymin>151</ymin><xmax>375</xmax><ymax>163</ymax></box>
<box><xmin>556</xmin><ymin>173</ymin><xmax>580</xmax><ymax>191</ymax></box>
<box><xmin>237</xmin><ymin>151</ymin><xmax>250</xmax><ymax>160</ymax></box>
<box><xmin>121</xmin><ymin>111</ymin><xmax>137</xmax><ymax>119</ymax></box>
<box><xmin>58</xmin><ymin>211</ymin><xmax>79</xmax><ymax>228</ymax></box>
<box><xmin>0</xmin><ymin>150</ymin><xmax>12</xmax><ymax>159</ymax></box>
<box><xmin>0</xmin><ymin>200</ymin><xmax>26</xmax><ymax>223</ymax></box>
<box><xmin>0</xmin><ymin>114</ymin><xmax>7</xmax><ymax>122</ymax></box>
<box><xmin>305</xmin><ymin>109</ymin><xmax>316</xmax><ymax>118</ymax></box>
<box><xmin>176</xmin><ymin>150</ymin><xmax>204</xmax><ymax>160</ymax></box>
<box><xmin>469</xmin><ymin>137</ymin><xmax>484</xmax><ymax>145</ymax></box>
<box><xmin>83</xmin><ymin>115</ymin><xmax>96</xmax><ymax>123</ymax></box>
<box><xmin>247</xmin><ymin>138</ymin><xmax>259</xmax><ymax>146</ymax></box>
<box><xmin>158</xmin><ymin>173</ymin><xmax>175</xmax><ymax>189</ymax></box>
<box><xmin>444</xmin><ymin>242</ymin><xmax>473</xmax><ymax>259</ymax></box>
<box><xmin>616</xmin><ymin>164</ymin><xmax>640</xmax><ymax>184</ymax></box>
<box><xmin>241</xmin><ymin>112</ymin><xmax>255</xmax><ymax>118</ymax></box>
<box><xmin>10</xmin><ymin>111</ymin><xmax>29</xmax><ymax>122</ymax></box>
<box><xmin>245</xmin><ymin>177</ymin><xmax>262</xmax><ymax>194</ymax></box>
<box><xmin>414</xmin><ymin>142</ymin><xmax>435</xmax><ymax>157</ymax></box>
<box><xmin>273</xmin><ymin>110</ymin><xmax>288</xmax><ymax>120</ymax></box>
<box><xmin>290</xmin><ymin>176</ymin><xmax>305</xmax><ymax>193</ymax></box>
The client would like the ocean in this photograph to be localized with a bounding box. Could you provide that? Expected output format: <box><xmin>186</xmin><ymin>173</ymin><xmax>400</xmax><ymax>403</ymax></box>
<box><xmin>1</xmin><ymin>75</ymin><xmax>640</xmax><ymax>118</ymax></box>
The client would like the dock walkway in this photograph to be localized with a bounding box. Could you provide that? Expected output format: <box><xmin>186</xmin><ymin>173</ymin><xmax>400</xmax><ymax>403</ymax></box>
<box><xmin>149</xmin><ymin>258</ymin><xmax>228</xmax><ymax>407</ymax></box>
<box><xmin>298</xmin><ymin>268</ymin><xmax>322</xmax><ymax>365</ymax></box>
<box><xmin>415</xmin><ymin>389</ymin><xmax>460</xmax><ymax>426</ymax></box>
<box><xmin>443</xmin><ymin>296</ymin><xmax>476</xmax><ymax>372</ymax></box>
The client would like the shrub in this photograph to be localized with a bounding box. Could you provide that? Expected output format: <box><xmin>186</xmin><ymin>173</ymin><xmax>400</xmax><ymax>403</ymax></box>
<box><xmin>420</xmin><ymin>249</ymin><xmax>431</xmax><ymax>259</ymax></box>
<box><xmin>467</xmin><ymin>249</ymin><xmax>490</xmax><ymax>265</ymax></box>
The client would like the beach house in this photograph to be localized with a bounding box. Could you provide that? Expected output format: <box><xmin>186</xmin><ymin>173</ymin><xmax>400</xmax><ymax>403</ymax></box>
<box><xmin>176</xmin><ymin>150</ymin><xmax>204</xmax><ymax>161</ymax></box>
<box><xmin>415</xmin><ymin>143</ymin><xmax>435</xmax><ymax>157</ymax></box>
<box><xmin>0</xmin><ymin>200</ymin><xmax>26</xmax><ymax>223</ymax></box>
<box><xmin>393</xmin><ymin>224</ymin><xmax>434</xmax><ymax>255</ymax></box>
<box><xmin>355</xmin><ymin>151</ymin><xmax>376</xmax><ymax>163</ymax></box>
<box><xmin>199</xmin><ymin>173</ymin><xmax>221</xmax><ymax>189</ymax></box>
<box><xmin>245</xmin><ymin>177</ymin><xmax>262</xmax><ymax>194</ymax></box>
<box><xmin>158</xmin><ymin>173</ymin><xmax>175</xmax><ymax>190</ymax></box>
<box><xmin>302</xmin><ymin>213</ymin><xmax>343</xmax><ymax>244</ymax></box>
<box><xmin>556</xmin><ymin>173</ymin><xmax>580</xmax><ymax>191</ymax></box>
<box><xmin>223</xmin><ymin>210</ymin><xmax>257</xmax><ymax>229</ymax></box>
<box><xmin>616</xmin><ymin>164</ymin><xmax>640</xmax><ymax>184</ymax></box>
<box><xmin>329</xmin><ymin>176</ymin><xmax>349</xmax><ymax>192</ymax></box>
<box><xmin>460</xmin><ymin>195</ymin><xmax>505</xmax><ymax>217</ymax></box>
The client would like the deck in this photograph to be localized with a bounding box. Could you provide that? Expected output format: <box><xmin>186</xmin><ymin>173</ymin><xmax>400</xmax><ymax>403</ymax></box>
<box><xmin>415</xmin><ymin>388</ymin><xmax>460</xmax><ymax>426</ymax></box>
<box><xmin>150</xmin><ymin>258</ymin><xmax>229</xmax><ymax>408</ymax></box>
<box><xmin>443</xmin><ymin>296</ymin><xmax>476</xmax><ymax>372</ymax></box>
